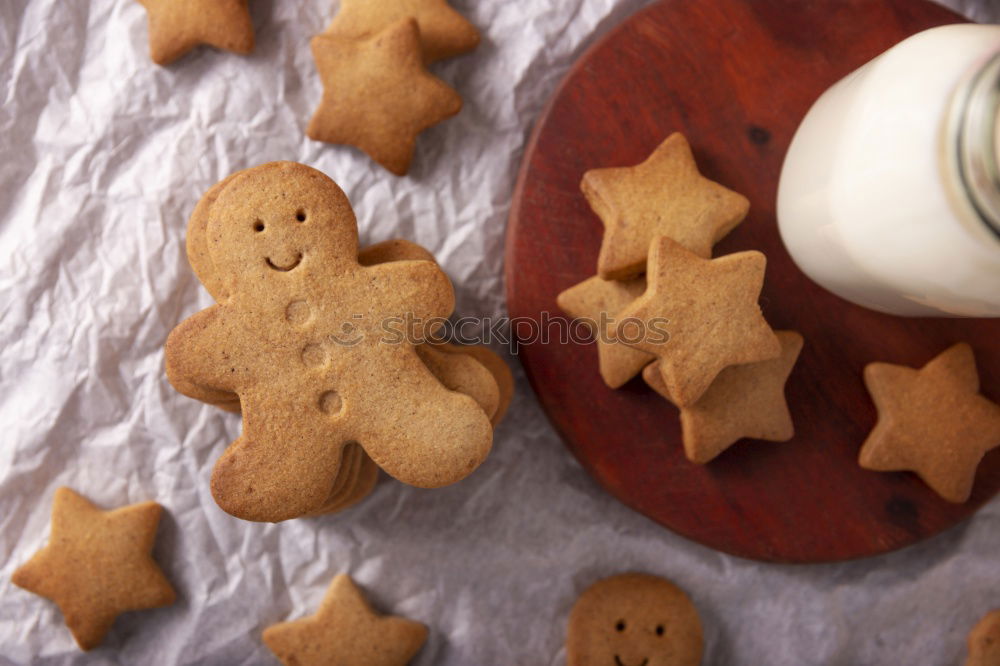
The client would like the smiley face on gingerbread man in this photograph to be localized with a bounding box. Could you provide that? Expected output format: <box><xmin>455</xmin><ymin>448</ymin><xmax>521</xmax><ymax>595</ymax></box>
<box><xmin>165</xmin><ymin>162</ymin><xmax>493</xmax><ymax>522</ymax></box>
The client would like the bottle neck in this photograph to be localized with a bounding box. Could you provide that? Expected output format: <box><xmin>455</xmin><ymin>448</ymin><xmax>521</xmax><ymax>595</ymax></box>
<box><xmin>953</xmin><ymin>51</ymin><xmax>1000</xmax><ymax>240</ymax></box>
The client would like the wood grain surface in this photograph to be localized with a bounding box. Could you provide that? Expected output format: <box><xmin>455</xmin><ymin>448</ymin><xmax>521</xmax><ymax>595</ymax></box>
<box><xmin>505</xmin><ymin>0</ymin><xmax>1000</xmax><ymax>562</ymax></box>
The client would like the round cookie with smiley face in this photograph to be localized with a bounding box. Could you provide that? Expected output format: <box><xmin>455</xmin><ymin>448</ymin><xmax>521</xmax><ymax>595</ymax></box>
<box><xmin>967</xmin><ymin>609</ymin><xmax>1000</xmax><ymax>666</ymax></box>
<box><xmin>567</xmin><ymin>573</ymin><xmax>703</xmax><ymax>666</ymax></box>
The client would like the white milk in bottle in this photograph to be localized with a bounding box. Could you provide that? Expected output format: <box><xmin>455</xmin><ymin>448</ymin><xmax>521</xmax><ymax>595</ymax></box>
<box><xmin>777</xmin><ymin>25</ymin><xmax>1000</xmax><ymax>317</ymax></box>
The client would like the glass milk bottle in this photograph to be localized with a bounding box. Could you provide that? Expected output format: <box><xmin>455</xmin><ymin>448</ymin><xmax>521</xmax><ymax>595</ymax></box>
<box><xmin>777</xmin><ymin>25</ymin><xmax>1000</xmax><ymax>317</ymax></box>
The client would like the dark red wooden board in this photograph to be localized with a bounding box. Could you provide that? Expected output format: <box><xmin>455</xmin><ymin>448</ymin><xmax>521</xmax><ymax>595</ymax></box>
<box><xmin>506</xmin><ymin>0</ymin><xmax>1000</xmax><ymax>562</ymax></box>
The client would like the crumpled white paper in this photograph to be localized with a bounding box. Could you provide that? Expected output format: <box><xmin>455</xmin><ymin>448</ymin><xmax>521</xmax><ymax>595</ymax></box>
<box><xmin>0</xmin><ymin>1</ymin><xmax>997</xmax><ymax>664</ymax></box>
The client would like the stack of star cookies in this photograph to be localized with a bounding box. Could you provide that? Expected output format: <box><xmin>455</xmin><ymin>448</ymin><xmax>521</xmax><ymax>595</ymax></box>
<box><xmin>166</xmin><ymin>162</ymin><xmax>513</xmax><ymax>522</ymax></box>
<box><xmin>308</xmin><ymin>0</ymin><xmax>480</xmax><ymax>175</ymax></box>
<box><xmin>558</xmin><ymin>133</ymin><xmax>802</xmax><ymax>464</ymax></box>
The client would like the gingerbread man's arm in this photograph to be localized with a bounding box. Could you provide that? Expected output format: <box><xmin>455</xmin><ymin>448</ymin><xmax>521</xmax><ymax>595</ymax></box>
<box><xmin>363</xmin><ymin>260</ymin><xmax>455</xmax><ymax>333</ymax></box>
<box><xmin>165</xmin><ymin>305</ymin><xmax>247</xmax><ymax>397</ymax></box>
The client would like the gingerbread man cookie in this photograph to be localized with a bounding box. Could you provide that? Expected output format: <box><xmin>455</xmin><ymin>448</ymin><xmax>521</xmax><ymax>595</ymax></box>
<box><xmin>165</xmin><ymin>162</ymin><xmax>493</xmax><ymax>522</ymax></box>
<box><xmin>425</xmin><ymin>341</ymin><xmax>515</xmax><ymax>426</ymax></box>
<box><xmin>184</xmin><ymin>179</ymin><xmax>509</xmax><ymax>426</ymax></box>
<box><xmin>303</xmin><ymin>442</ymin><xmax>380</xmax><ymax>517</ymax></box>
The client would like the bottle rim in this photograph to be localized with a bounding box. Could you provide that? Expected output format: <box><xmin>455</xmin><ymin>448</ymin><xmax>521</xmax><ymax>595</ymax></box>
<box><xmin>956</xmin><ymin>51</ymin><xmax>1000</xmax><ymax>239</ymax></box>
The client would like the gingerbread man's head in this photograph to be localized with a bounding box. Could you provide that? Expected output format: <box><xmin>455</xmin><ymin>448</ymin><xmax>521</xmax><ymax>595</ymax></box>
<box><xmin>205</xmin><ymin>162</ymin><xmax>360</xmax><ymax>295</ymax></box>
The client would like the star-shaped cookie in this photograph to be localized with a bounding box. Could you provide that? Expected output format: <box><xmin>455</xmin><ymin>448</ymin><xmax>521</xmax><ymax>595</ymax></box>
<box><xmin>644</xmin><ymin>331</ymin><xmax>803</xmax><ymax>463</ymax></box>
<box><xmin>136</xmin><ymin>0</ymin><xmax>254</xmax><ymax>66</ymax></box>
<box><xmin>616</xmin><ymin>236</ymin><xmax>780</xmax><ymax>406</ymax></box>
<box><xmin>11</xmin><ymin>487</ymin><xmax>175</xmax><ymax>651</ymax></box>
<box><xmin>263</xmin><ymin>574</ymin><xmax>428</xmax><ymax>666</ymax></box>
<box><xmin>583</xmin><ymin>132</ymin><xmax>750</xmax><ymax>280</ymax></box>
<box><xmin>325</xmin><ymin>0</ymin><xmax>480</xmax><ymax>64</ymax></box>
<box><xmin>308</xmin><ymin>18</ymin><xmax>462</xmax><ymax>175</ymax></box>
<box><xmin>858</xmin><ymin>343</ymin><xmax>1000</xmax><ymax>503</ymax></box>
<box><xmin>557</xmin><ymin>275</ymin><xmax>652</xmax><ymax>388</ymax></box>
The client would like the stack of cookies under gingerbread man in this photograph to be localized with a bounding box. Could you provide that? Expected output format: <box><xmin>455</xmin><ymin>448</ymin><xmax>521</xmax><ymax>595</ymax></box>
<box><xmin>166</xmin><ymin>161</ymin><xmax>512</xmax><ymax>522</ymax></box>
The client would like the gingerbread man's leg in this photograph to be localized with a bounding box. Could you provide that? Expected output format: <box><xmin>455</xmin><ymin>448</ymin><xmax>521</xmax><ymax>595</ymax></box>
<box><xmin>345</xmin><ymin>344</ymin><xmax>494</xmax><ymax>489</ymax></box>
<box><xmin>210</xmin><ymin>393</ymin><xmax>348</xmax><ymax>522</ymax></box>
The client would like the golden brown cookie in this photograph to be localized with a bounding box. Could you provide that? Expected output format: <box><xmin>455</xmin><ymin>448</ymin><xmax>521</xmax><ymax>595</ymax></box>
<box><xmin>175</xmin><ymin>169</ymin><xmax>258</xmax><ymax>413</ymax></box>
<box><xmin>188</xmin><ymin>171</ymin><xmax>435</xmax><ymax>304</ymax></box>
<box><xmin>11</xmin><ymin>487</ymin><xmax>175</xmax><ymax>651</ymax></box>
<box><xmin>263</xmin><ymin>574</ymin><xmax>427</xmax><ymax>666</ymax></box>
<box><xmin>359</xmin><ymin>238</ymin><xmax>436</xmax><ymax>267</ymax></box>
<box><xmin>308</xmin><ymin>19</ymin><xmax>462</xmax><ymax>175</ymax></box>
<box><xmin>321</xmin><ymin>451</ymin><xmax>380</xmax><ymax>515</ymax></box>
<box><xmin>858</xmin><ymin>343</ymin><xmax>1000</xmax><ymax>503</ymax></box>
<box><xmin>615</xmin><ymin>236</ymin><xmax>780</xmax><ymax>406</ymax></box>
<box><xmin>190</xmin><ymin>180</ymin><xmax>434</xmax><ymax>303</ymax></box>
<box><xmin>644</xmin><ymin>331</ymin><xmax>803</xmax><ymax>463</ymax></box>
<box><xmin>567</xmin><ymin>573</ymin><xmax>703</xmax><ymax>666</ymax></box>
<box><xmin>557</xmin><ymin>275</ymin><xmax>652</xmax><ymax>388</ymax></box>
<box><xmin>966</xmin><ymin>609</ymin><xmax>1000</xmax><ymax>666</ymax></box>
<box><xmin>321</xmin><ymin>443</ymin><xmax>365</xmax><ymax>503</ymax></box>
<box><xmin>415</xmin><ymin>344</ymin><xmax>501</xmax><ymax>420</ymax></box>
<box><xmin>432</xmin><ymin>343</ymin><xmax>515</xmax><ymax>426</ymax></box>
<box><xmin>186</xmin><ymin>170</ymin><xmax>247</xmax><ymax>303</ymax></box>
<box><xmin>136</xmin><ymin>0</ymin><xmax>254</xmax><ymax>66</ymax></box>
<box><xmin>184</xmin><ymin>176</ymin><xmax>509</xmax><ymax>428</ymax></box>
<box><xmin>324</xmin><ymin>0</ymin><xmax>480</xmax><ymax>64</ymax></box>
<box><xmin>583</xmin><ymin>132</ymin><xmax>749</xmax><ymax>280</ymax></box>
<box><xmin>164</xmin><ymin>162</ymin><xmax>493</xmax><ymax>522</ymax></box>
<box><xmin>304</xmin><ymin>443</ymin><xmax>380</xmax><ymax>517</ymax></box>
